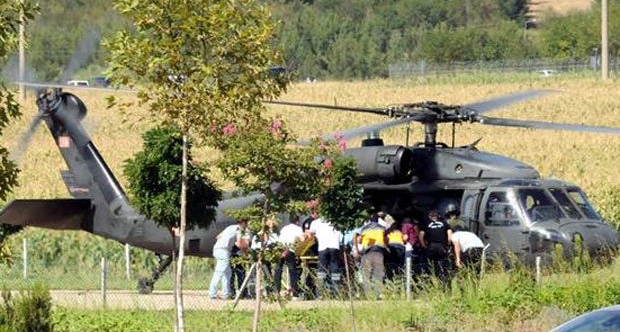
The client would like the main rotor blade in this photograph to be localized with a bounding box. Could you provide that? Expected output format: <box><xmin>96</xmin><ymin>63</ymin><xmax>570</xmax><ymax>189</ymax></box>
<box><xmin>335</xmin><ymin>116</ymin><xmax>425</xmax><ymax>141</ymax></box>
<box><xmin>476</xmin><ymin>116</ymin><xmax>620</xmax><ymax>134</ymax></box>
<box><xmin>264</xmin><ymin>100</ymin><xmax>386</xmax><ymax>116</ymax></box>
<box><xmin>464</xmin><ymin>89</ymin><xmax>555</xmax><ymax>114</ymax></box>
<box><xmin>15</xmin><ymin>81</ymin><xmax>136</xmax><ymax>93</ymax></box>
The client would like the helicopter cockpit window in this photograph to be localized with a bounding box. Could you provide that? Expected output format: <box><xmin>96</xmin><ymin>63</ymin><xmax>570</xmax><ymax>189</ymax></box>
<box><xmin>549</xmin><ymin>188</ymin><xmax>583</xmax><ymax>219</ymax></box>
<box><xmin>485</xmin><ymin>191</ymin><xmax>520</xmax><ymax>226</ymax></box>
<box><xmin>567</xmin><ymin>188</ymin><xmax>601</xmax><ymax>220</ymax></box>
<box><xmin>517</xmin><ymin>188</ymin><xmax>564</xmax><ymax>222</ymax></box>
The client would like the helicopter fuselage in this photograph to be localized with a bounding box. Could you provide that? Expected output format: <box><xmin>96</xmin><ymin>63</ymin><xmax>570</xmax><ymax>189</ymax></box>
<box><xmin>355</xmin><ymin>144</ymin><xmax>620</xmax><ymax>263</ymax></box>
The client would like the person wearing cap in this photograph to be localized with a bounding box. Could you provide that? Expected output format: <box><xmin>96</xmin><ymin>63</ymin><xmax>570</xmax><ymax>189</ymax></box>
<box><xmin>419</xmin><ymin>210</ymin><xmax>453</xmax><ymax>288</ymax></box>
<box><xmin>444</xmin><ymin>203</ymin><xmax>463</xmax><ymax>228</ymax></box>
<box><xmin>357</xmin><ymin>213</ymin><xmax>388</xmax><ymax>299</ymax></box>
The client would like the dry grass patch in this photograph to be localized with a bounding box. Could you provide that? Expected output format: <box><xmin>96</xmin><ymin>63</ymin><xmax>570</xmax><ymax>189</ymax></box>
<box><xmin>530</xmin><ymin>0</ymin><xmax>592</xmax><ymax>17</ymax></box>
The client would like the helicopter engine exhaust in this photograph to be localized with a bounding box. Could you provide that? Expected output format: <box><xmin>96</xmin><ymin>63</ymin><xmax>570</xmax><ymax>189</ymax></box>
<box><xmin>345</xmin><ymin>145</ymin><xmax>413</xmax><ymax>183</ymax></box>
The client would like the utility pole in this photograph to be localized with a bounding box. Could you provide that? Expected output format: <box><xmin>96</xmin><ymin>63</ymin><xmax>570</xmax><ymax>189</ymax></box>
<box><xmin>601</xmin><ymin>0</ymin><xmax>609</xmax><ymax>80</ymax></box>
<box><xmin>18</xmin><ymin>0</ymin><xmax>25</xmax><ymax>100</ymax></box>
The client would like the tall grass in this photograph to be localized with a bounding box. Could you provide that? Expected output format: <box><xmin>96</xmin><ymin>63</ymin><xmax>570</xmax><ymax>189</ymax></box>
<box><xmin>45</xmin><ymin>256</ymin><xmax>620</xmax><ymax>331</ymax></box>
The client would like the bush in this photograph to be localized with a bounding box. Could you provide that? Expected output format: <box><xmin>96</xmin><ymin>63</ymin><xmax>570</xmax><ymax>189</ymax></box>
<box><xmin>0</xmin><ymin>283</ymin><xmax>53</xmax><ymax>332</ymax></box>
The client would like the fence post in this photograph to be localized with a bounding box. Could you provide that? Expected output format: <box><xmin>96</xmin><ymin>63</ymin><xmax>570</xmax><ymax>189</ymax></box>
<box><xmin>101</xmin><ymin>257</ymin><xmax>107</xmax><ymax>308</ymax></box>
<box><xmin>125</xmin><ymin>243</ymin><xmax>131</xmax><ymax>280</ymax></box>
<box><xmin>405</xmin><ymin>256</ymin><xmax>412</xmax><ymax>301</ymax></box>
<box><xmin>535</xmin><ymin>256</ymin><xmax>542</xmax><ymax>286</ymax></box>
<box><xmin>480</xmin><ymin>244</ymin><xmax>490</xmax><ymax>280</ymax></box>
<box><xmin>22</xmin><ymin>238</ymin><xmax>27</xmax><ymax>279</ymax></box>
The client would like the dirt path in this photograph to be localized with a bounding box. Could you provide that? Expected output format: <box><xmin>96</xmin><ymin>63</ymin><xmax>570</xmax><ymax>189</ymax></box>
<box><xmin>50</xmin><ymin>290</ymin><xmax>359</xmax><ymax>310</ymax></box>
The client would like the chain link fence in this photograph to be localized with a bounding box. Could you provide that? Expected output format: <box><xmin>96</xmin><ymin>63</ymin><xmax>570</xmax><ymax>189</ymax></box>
<box><xmin>388</xmin><ymin>57</ymin><xmax>620</xmax><ymax>78</ymax></box>
<box><xmin>2</xmin><ymin>238</ymin><xmax>430</xmax><ymax>311</ymax></box>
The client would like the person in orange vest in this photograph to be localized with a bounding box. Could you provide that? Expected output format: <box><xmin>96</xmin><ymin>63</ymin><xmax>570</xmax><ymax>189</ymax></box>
<box><xmin>385</xmin><ymin>221</ymin><xmax>406</xmax><ymax>280</ymax></box>
<box><xmin>356</xmin><ymin>213</ymin><xmax>388</xmax><ymax>299</ymax></box>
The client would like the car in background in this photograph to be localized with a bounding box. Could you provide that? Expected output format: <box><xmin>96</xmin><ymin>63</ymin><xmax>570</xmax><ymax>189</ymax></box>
<box><xmin>538</xmin><ymin>69</ymin><xmax>557</xmax><ymax>77</ymax></box>
<box><xmin>67</xmin><ymin>80</ymin><xmax>89</xmax><ymax>87</ymax></box>
<box><xmin>92</xmin><ymin>76</ymin><xmax>111</xmax><ymax>87</ymax></box>
<box><xmin>549</xmin><ymin>305</ymin><xmax>620</xmax><ymax>332</ymax></box>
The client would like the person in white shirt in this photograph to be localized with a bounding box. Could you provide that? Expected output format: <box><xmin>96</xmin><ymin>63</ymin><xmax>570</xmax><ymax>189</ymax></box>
<box><xmin>306</xmin><ymin>215</ymin><xmax>342</xmax><ymax>297</ymax></box>
<box><xmin>451</xmin><ymin>225</ymin><xmax>484</xmax><ymax>274</ymax></box>
<box><xmin>273</xmin><ymin>216</ymin><xmax>304</xmax><ymax>298</ymax></box>
<box><xmin>208</xmin><ymin>219</ymin><xmax>248</xmax><ymax>299</ymax></box>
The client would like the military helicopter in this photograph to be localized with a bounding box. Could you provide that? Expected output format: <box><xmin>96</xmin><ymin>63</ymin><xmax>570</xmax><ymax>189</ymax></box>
<box><xmin>265</xmin><ymin>91</ymin><xmax>620</xmax><ymax>265</ymax></box>
<box><xmin>0</xmin><ymin>87</ymin><xmax>618</xmax><ymax>293</ymax></box>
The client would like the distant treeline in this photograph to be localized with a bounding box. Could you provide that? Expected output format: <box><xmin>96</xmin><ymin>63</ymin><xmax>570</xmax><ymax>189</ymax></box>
<box><xmin>13</xmin><ymin>0</ymin><xmax>620</xmax><ymax>81</ymax></box>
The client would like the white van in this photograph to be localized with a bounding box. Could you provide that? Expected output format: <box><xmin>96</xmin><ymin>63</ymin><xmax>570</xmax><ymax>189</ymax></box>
<box><xmin>67</xmin><ymin>80</ymin><xmax>89</xmax><ymax>87</ymax></box>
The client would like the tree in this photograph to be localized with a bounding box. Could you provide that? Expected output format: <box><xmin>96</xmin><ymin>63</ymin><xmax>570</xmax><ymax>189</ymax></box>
<box><xmin>123</xmin><ymin>124</ymin><xmax>221</xmax><ymax>232</ymax></box>
<box><xmin>105</xmin><ymin>1</ymin><xmax>286</xmax><ymax>330</ymax></box>
<box><xmin>0</xmin><ymin>0</ymin><xmax>37</xmax><ymax>264</ymax></box>
<box><xmin>217</xmin><ymin>124</ymin><xmax>365</xmax><ymax>330</ymax></box>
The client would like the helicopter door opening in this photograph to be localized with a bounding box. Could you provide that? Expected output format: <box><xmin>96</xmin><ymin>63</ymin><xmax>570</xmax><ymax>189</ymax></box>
<box><xmin>480</xmin><ymin>189</ymin><xmax>529</xmax><ymax>257</ymax></box>
<box><xmin>461</xmin><ymin>189</ymin><xmax>482</xmax><ymax>235</ymax></box>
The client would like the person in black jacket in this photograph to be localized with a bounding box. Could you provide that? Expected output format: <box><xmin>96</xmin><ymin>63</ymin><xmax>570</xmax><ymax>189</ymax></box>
<box><xmin>419</xmin><ymin>210</ymin><xmax>453</xmax><ymax>289</ymax></box>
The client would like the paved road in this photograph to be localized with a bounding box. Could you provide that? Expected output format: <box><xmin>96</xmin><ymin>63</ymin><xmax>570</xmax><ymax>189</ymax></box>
<box><xmin>50</xmin><ymin>290</ymin><xmax>359</xmax><ymax>310</ymax></box>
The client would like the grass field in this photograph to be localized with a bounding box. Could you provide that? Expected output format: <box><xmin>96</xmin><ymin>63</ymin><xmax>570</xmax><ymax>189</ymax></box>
<box><xmin>45</xmin><ymin>257</ymin><xmax>620</xmax><ymax>331</ymax></box>
<box><xmin>529</xmin><ymin>0</ymin><xmax>592</xmax><ymax>16</ymax></box>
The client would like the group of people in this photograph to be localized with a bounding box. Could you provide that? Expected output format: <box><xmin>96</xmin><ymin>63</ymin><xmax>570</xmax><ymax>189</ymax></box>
<box><xmin>208</xmin><ymin>205</ymin><xmax>486</xmax><ymax>300</ymax></box>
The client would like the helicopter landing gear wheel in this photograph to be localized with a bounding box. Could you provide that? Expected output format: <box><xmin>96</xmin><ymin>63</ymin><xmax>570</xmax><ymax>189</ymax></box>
<box><xmin>137</xmin><ymin>277</ymin><xmax>154</xmax><ymax>294</ymax></box>
<box><xmin>136</xmin><ymin>255</ymin><xmax>173</xmax><ymax>294</ymax></box>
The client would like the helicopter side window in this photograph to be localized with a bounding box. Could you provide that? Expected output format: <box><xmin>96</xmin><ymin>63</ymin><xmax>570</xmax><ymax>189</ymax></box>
<box><xmin>549</xmin><ymin>188</ymin><xmax>583</xmax><ymax>219</ymax></box>
<box><xmin>485</xmin><ymin>191</ymin><xmax>519</xmax><ymax>226</ymax></box>
<box><xmin>567</xmin><ymin>188</ymin><xmax>601</xmax><ymax>220</ymax></box>
<box><xmin>518</xmin><ymin>188</ymin><xmax>564</xmax><ymax>222</ymax></box>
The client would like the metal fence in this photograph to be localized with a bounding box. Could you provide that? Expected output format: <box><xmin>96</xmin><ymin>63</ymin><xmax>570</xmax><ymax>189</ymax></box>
<box><xmin>4</xmin><ymin>238</ymin><xmax>421</xmax><ymax>311</ymax></box>
<box><xmin>4</xmin><ymin>238</ymin><xmax>559</xmax><ymax>312</ymax></box>
<box><xmin>6</xmin><ymin>239</ymin><xmax>224</xmax><ymax>310</ymax></box>
<box><xmin>388</xmin><ymin>57</ymin><xmax>620</xmax><ymax>78</ymax></box>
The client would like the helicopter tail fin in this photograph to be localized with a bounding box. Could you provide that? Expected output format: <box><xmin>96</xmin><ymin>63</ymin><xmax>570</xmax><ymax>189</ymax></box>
<box><xmin>0</xmin><ymin>199</ymin><xmax>92</xmax><ymax>230</ymax></box>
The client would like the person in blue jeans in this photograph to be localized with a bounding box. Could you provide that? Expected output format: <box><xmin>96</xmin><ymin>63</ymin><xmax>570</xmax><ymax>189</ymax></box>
<box><xmin>208</xmin><ymin>219</ymin><xmax>248</xmax><ymax>299</ymax></box>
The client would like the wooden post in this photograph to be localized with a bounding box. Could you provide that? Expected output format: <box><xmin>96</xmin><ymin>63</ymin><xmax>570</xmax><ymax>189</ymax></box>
<box><xmin>602</xmin><ymin>0</ymin><xmax>609</xmax><ymax>80</ymax></box>
<box><xmin>343</xmin><ymin>252</ymin><xmax>357</xmax><ymax>332</ymax></box>
<box><xmin>18</xmin><ymin>0</ymin><xmax>25</xmax><ymax>101</ymax></box>
<box><xmin>125</xmin><ymin>243</ymin><xmax>131</xmax><ymax>280</ymax></box>
<box><xmin>22</xmin><ymin>238</ymin><xmax>27</xmax><ymax>279</ymax></box>
<box><xmin>252</xmin><ymin>259</ymin><xmax>262</xmax><ymax>332</ymax></box>
<box><xmin>480</xmin><ymin>244</ymin><xmax>490</xmax><ymax>280</ymax></box>
<box><xmin>535</xmin><ymin>256</ymin><xmax>542</xmax><ymax>286</ymax></box>
<box><xmin>405</xmin><ymin>256</ymin><xmax>412</xmax><ymax>301</ymax></box>
<box><xmin>232</xmin><ymin>262</ymin><xmax>256</xmax><ymax>310</ymax></box>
